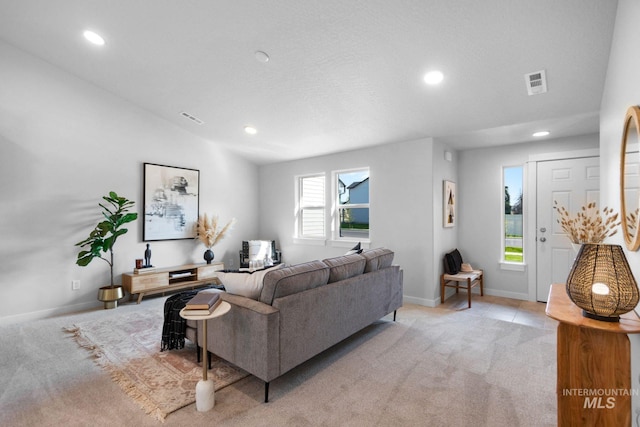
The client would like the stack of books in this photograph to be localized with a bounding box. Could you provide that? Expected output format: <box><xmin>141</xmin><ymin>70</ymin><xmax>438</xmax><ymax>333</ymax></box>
<box><xmin>182</xmin><ymin>293</ymin><xmax>222</xmax><ymax>316</ymax></box>
<box><xmin>133</xmin><ymin>266</ymin><xmax>156</xmax><ymax>274</ymax></box>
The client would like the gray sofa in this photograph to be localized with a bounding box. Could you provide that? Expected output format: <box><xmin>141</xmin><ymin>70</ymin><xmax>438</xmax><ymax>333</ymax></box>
<box><xmin>185</xmin><ymin>248</ymin><xmax>403</xmax><ymax>402</ymax></box>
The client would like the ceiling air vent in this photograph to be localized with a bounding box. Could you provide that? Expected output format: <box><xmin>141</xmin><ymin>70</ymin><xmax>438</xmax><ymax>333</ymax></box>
<box><xmin>524</xmin><ymin>70</ymin><xmax>547</xmax><ymax>96</ymax></box>
<box><xmin>180</xmin><ymin>111</ymin><xmax>204</xmax><ymax>125</ymax></box>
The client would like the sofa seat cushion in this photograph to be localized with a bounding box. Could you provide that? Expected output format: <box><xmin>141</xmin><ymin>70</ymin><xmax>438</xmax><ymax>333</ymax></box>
<box><xmin>259</xmin><ymin>260</ymin><xmax>329</xmax><ymax>305</ymax></box>
<box><xmin>322</xmin><ymin>254</ymin><xmax>366</xmax><ymax>283</ymax></box>
<box><xmin>361</xmin><ymin>248</ymin><xmax>395</xmax><ymax>272</ymax></box>
<box><xmin>216</xmin><ymin>265</ymin><xmax>283</xmax><ymax>300</ymax></box>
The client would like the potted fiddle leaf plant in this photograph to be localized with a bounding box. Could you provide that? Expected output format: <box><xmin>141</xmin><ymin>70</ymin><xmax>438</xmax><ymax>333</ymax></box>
<box><xmin>75</xmin><ymin>191</ymin><xmax>138</xmax><ymax>309</ymax></box>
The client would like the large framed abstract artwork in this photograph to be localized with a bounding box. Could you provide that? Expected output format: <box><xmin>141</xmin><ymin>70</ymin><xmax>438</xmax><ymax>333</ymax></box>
<box><xmin>443</xmin><ymin>180</ymin><xmax>456</xmax><ymax>228</ymax></box>
<box><xmin>143</xmin><ymin>163</ymin><xmax>199</xmax><ymax>241</ymax></box>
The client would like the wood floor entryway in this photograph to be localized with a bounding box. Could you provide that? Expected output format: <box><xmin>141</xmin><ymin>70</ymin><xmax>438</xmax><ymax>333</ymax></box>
<box><xmin>438</xmin><ymin>293</ymin><xmax>558</xmax><ymax>330</ymax></box>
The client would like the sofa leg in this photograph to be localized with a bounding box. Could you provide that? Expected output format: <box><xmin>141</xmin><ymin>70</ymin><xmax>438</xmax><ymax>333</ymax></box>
<box><xmin>393</xmin><ymin>310</ymin><xmax>397</xmax><ymax>321</ymax></box>
<box><xmin>196</xmin><ymin>345</ymin><xmax>201</xmax><ymax>363</ymax></box>
<box><xmin>265</xmin><ymin>382</ymin><xmax>270</xmax><ymax>403</ymax></box>
<box><xmin>208</xmin><ymin>351</ymin><xmax>212</xmax><ymax>370</ymax></box>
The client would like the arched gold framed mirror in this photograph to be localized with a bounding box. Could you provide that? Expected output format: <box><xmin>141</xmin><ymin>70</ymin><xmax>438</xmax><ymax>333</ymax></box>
<box><xmin>620</xmin><ymin>105</ymin><xmax>640</xmax><ymax>251</ymax></box>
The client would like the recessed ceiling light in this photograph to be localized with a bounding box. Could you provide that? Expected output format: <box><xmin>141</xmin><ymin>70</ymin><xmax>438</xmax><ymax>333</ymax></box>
<box><xmin>533</xmin><ymin>131</ymin><xmax>550</xmax><ymax>137</ymax></box>
<box><xmin>83</xmin><ymin>30</ymin><xmax>105</xmax><ymax>46</ymax></box>
<box><xmin>423</xmin><ymin>70</ymin><xmax>444</xmax><ymax>85</ymax></box>
<box><xmin>244</xmin><ymin>126</ymin><xmax>257</xmax><ymax>135</ymax></box>
<box><xmin>255</xmin><ymin>51</ymin><xmax>270</xmax><ymax>63</ymax></box>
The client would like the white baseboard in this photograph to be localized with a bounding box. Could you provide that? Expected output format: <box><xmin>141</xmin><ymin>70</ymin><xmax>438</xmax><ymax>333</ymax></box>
<box><xmin>0</xmin><ymin>300</ymin><xmax>101</xmax><ymax>326</ymax></box>
<box><xmin>482</xmin><ymin>288</ymin><xmax>529</xmax><ymax>300</ymax></box>
<box><xmin>405</xmin><ymin>287</ymin><xmax>531</xmax><ymax>309</ymax></box>
<box><xmin>402</xmin><ymin>295</ymin><xmax>439</xmax><ymax>307</ymax></box>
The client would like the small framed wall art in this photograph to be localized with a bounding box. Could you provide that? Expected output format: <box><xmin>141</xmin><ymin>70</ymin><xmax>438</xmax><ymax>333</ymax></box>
<box><xmin>443</xmin><ymin>180</ymin><xmax>456</xmax><ymax>228</ymax></box>
<box><xmin>143</xmin><ymin>163</ymin><xmax>200</xmax><ymax>241</ymax></box>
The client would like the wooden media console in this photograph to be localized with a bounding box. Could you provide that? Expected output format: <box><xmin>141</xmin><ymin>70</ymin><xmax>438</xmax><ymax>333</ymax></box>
<box><xmin>122</xmin><ymin>262</ymin><xmax>224</xmax><ymax>303</ymax></box>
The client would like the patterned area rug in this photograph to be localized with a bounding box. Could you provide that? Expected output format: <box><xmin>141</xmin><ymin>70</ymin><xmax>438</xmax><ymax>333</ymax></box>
<box><xmin>64</xmin><ymin>308</ymin><xmax>247</xmax><ymax>422</ymax></box>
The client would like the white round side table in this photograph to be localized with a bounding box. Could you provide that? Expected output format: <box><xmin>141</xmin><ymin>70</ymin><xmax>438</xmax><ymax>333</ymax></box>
<box><xmin>180</xmin><ymin>301</ymin><xmax>231</xmax><ymax>412</ymax></box>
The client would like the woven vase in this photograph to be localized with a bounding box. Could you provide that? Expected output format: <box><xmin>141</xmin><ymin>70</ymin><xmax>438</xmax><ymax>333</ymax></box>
<box><xmin>566</xmin><ymin>244</ymin><xmax>639</xmax><ymax>319</ymax></box>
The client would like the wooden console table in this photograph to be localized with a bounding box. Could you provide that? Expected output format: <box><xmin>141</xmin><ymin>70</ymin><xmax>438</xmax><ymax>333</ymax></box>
<box><xmin>122</xmin><ymin>262</ymin><xmax>223</xmax><ymax>303</ymax></box>
<box><xmin>545</xmin><ymin>283</ymin><xmax>640</xmax><ymax>426</ymax></box>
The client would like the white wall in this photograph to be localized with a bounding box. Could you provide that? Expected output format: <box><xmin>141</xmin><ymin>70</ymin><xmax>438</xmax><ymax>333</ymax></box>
<box><xmin>457</xmin><ymin>134</ymin><xmax>599</xmax><ymax>300</ymax></box>
<box><xmin>258</xmin><ymin>137</ymin><xmax>455</xmax><ymax>306</ymax></box>
<box><xmin>0</xmin><ymin>40</ymin><xmax>259</xmax><ymax>324</ymax></box>
<box><xmin>432</xmin><ymin>139</ymin><xmax>458</xmax><ymax>301</ymax></box>
<box><xmin>600</xmin><ymin>0</ymin><xmax>640</xmax><ymax>271</ymax></box>
<box><xmin>599</xmin><ymin>0</ymin><xmax>640</xmax><ymax>419</ymax></box>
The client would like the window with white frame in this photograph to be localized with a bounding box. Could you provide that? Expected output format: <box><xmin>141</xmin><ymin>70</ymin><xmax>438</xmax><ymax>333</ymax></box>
<box><xmin>334</xmin><ymin>168</ymin><xmax>370</xmax><ymax>241</ymax></box>
<box><xmin>297</xmin><ymin>174</ymin><xmax>326</xmax><ymax>238</ymax></box>
<box><xmin>503</xmin><ymin>165</ymin><xmax>524</xmax><ymax>263</ymax></box>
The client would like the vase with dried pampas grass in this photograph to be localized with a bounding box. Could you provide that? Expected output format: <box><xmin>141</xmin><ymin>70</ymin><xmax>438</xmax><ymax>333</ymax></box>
<box><xmin>553</xmin><ymin>201</ymin><xmax>619</xmax><ymax>244</ymax></box>
<box><xmin>195</xmin><ymin>214</ymin><xmax>237</xmax><ymax>263</ymax></box>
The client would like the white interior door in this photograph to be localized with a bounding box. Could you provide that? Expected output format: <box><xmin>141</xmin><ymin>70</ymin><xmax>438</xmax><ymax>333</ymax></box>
<box><xmin>536</xmin><ymin>156</ymin><xmax>600</xmax><ymax>302</ymax></box>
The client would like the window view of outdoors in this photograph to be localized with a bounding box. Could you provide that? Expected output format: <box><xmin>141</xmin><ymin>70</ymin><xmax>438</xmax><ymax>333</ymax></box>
<box><xmin>337</xmin><ymin>170</ymin><xmax>369</xmax><ymax>239</ymax></box>
<box><xmin>504</xmin><ymin>166</ymin><xmax>523</xmax><ymax>262</ymax></box>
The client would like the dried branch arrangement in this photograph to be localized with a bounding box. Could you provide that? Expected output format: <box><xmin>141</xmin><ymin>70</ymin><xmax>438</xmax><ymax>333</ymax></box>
<box><xmin>195</xmin><ymin>213</ymin><xmax>237</xmax><ymax>248</ymax></box>
<box><xmin>554</xmin><ymin>201</ymin><xmax>619</xmax><ymax>244</ymax></box>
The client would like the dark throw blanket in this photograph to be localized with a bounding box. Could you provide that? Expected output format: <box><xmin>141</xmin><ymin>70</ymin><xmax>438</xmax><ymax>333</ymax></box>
<box><xmin>160</xmin><ymin>285</ymin><xmax>222</xmax><ymax>351</ymax></box>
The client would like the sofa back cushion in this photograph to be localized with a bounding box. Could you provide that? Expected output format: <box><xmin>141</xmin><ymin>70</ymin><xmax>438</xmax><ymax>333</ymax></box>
<box><xmin>361</xmin><ymin>248</ymin><xmax>395</xmax><ymax>272</ymax></box>
<box><xmin>259</xmin><ymin>260</ymin><xmax>330</xmax><ymax>305</ymax></box>
<box><xmin>322</xmin><ymin>254</ymin><xmax>366</xmax><ymax>283</ymax></box>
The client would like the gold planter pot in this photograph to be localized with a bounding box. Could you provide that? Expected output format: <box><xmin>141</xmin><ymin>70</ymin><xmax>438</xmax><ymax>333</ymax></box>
<box><xmin>97</xmin><ymin>286</ymin><xmax>124</xmax><ymax>309</ymax></box>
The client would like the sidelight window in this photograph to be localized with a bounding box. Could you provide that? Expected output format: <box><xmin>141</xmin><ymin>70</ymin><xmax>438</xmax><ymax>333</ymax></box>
<box><xmin>503</xmin><ymin>166</ymin><xmax>524</xmax><ymax>263</ymax></box>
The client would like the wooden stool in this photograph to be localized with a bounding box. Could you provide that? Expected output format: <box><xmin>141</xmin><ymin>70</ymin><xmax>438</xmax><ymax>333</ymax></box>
<box><xmin>440</xmin><ymin>270</ymin><xmax>484</xmax><ymax>308</ymax></box>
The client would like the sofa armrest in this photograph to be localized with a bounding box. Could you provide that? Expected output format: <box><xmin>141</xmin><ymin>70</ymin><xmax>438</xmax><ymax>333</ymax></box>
<box><xmin>203</xmin><ymin>293</ymin><xmax>281</xmax><ymax>383</ymax></box>
<box><xmin>221</xmin><ymin>293</ymin><xmax>279</xmax><ymax>315</ymax></box>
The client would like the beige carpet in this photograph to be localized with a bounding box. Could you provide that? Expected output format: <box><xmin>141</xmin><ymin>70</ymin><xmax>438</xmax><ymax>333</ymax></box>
<box><xmin>64</xmin><ymin>308</ymin><xmax>247</xmax><ymax>422</ymax></box>
<box><xmin>0</xmin><ymin>299</ymin><xmax>556</xmax><ymax>426</ymax></box>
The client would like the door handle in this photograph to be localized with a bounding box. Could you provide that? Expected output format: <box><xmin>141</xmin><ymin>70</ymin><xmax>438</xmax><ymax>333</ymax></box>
<box><xmin>539</xmin><ymin>237</ymin><xmax>547</xmax><ymax>242</ymax></box>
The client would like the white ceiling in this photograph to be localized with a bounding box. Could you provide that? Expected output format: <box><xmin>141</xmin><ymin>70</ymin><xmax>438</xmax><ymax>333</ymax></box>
<box><xmin>0</xmin><ymin>0</ymin><xmax>618</xmax><ymax>164</ymax></box>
